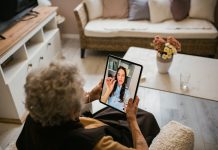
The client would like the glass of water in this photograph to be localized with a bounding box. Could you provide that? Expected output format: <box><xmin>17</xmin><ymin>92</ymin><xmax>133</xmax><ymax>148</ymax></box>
<box><xmin>180</xmin><ymin>72</ymin><xmax>191</xmax><ymax>91</ymax></box>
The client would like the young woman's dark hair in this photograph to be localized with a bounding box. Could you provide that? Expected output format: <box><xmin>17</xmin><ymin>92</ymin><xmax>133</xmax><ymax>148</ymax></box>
<box><xmin>110</xmin><ymin>66</ymin><xmax>127</xmax><ymax>102</ymax></box>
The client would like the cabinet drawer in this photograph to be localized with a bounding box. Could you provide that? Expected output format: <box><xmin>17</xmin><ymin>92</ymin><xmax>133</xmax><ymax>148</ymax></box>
<box><xmin>43</xmin><ymin>30</ymin><xmax>61</xmax><ymax>62</ymax></box>
<box><xmin>27</xmin><ymin>45</ymin><xmax>47</xmax><ymax>71</ymax></box>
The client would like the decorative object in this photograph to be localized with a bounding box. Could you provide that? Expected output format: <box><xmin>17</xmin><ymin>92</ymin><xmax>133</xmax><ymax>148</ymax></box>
<box><xmin>189</xmin><ymin>0</ymin><xmax>217</xmax><ymax>22</ymax></box>
<box><xmin>102</xmin><ymin>0</ymin><xmax>128</xmax><ymax>18</ymax></box>
<box><xmin>149</xmin><ymin>121</ymin><xmax>194</xmax><ymax>150</ymax></box>
<box><xmin>156</xmin><ymin>55</ymin><xmax>173</xmax><ymax>74</ymax></box>
<box><xmin>151</xmin><ymin>35</ymin><xmax>181</xmax><ymax>73</ymax></box>
<box><xmin>84</xmin><ymin>0</ymin><xmax>103</xmax><ymax>20</ymax></box>
<box><xmin>128</xmin><ymin>0</ymin><xmax>150</xmax><ymax>21</ymax></box>
<box><xmin>148</xmin><ymin>0</ymin><xmax>172</xmax><ymax>23</ymax></box>
<box><xmin>170</xmin><ymin>0</ymin><xmax>190</xmax><ymax>21</ymax></box>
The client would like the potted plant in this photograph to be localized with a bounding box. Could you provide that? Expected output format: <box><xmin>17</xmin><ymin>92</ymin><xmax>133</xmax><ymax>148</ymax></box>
<box><xmin>151</xmin><ymin>35</ymin><xmax>181</xmax><ymax>73</ymax></box>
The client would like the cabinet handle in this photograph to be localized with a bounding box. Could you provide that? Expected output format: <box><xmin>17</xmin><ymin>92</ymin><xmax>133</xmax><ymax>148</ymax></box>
<box><xmin>39</xmin><ymin>56</ymin><xmax>44</xmax><ymax>64</ymax></box>
<box><xmin>27</xmin><ymin>64</ymin><xmax>33</xmax><ymax>72</ymax></box>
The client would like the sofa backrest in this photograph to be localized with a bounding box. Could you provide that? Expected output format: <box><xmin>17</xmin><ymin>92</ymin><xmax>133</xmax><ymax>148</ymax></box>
<box><xmin>83</xmin><ymin>0</ymin><xmax>218</xmax><ymax>30</ymax></box>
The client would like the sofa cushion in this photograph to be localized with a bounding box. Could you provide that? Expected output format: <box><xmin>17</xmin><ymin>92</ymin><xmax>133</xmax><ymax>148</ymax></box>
<box><xmin>102</xmin><ymin>0</ymin><xmax>128</xmax><ymax>18</ymax></box>
<box><xmin>85</xmin><ymin>18</ymin><xmax>218</xmax><ymax>39</ymax></box>
<box><xmin>128</xmin><ymin>0</ymin><xmax>150</xmax><ymax>21</ymax></box>
<box><xmin>148</xmin><ymin>0</ymin><xmax>172</xmax><ymax>23</ymax></box>
<box><xmin>149</xmin><ymin>121</ymin><xmax>194</xmax><ymax>150</ymax></box>
<box><xmin>189</xmin><ymin>0</ymin><xmax>217</xmax><ymax>22</ymax></box>
<box><xmin>84</xmin><ymin>0</ymin><xmax>103</xmax><ymax>20</ymax></box>
<box><xmin>170</xmin><ymin>0</ymin><xmax>190</xmax><ymax>21</ymax></box>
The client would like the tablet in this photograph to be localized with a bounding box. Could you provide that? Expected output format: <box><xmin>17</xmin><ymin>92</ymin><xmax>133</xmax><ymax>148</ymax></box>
<box><xmin>99</xmin><ymin>55</ymin><xmax>143</xmax><ymax>113</ymax></box>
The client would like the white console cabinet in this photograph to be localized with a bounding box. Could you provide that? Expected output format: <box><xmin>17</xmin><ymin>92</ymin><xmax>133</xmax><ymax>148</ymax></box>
<box><xmin>0</xmin><ymin>7</ymin><xmax>61</xmax><ymax>123</ymax></box>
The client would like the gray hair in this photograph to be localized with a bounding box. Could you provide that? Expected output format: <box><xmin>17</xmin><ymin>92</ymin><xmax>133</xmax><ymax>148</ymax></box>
<box><xmin>25</xmin><ymin>61</ymin><xmax>84</xmax><ymax>126</ymax></box>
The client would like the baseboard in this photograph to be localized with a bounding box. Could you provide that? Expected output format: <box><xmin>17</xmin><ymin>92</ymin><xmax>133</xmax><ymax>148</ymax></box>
<box><xmin>0</xmin><ymin>118</ymin><xmax>22</xmax><ymax>124</ymax></box>
<box><xmin>0</xmin><ymin>111</ymin><xmax>28</xmax><ymax>124</ymax></box>
<box><xmin>62</xmin><ymin>34</ymin><xmax>79</xmax><ymax>39</ymax></box>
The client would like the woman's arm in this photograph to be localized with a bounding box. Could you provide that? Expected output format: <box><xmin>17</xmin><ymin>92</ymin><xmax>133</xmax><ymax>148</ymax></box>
<box><xmin>84</xmin><ymin>77</ymin><xmax>116</xmax><ymax>104</ymax></box>
<box><xmin>126</xmin><ymin>97</ymin><xmax>148</xmax><ymax>150</ymax></box>
<box><xmin>101</xmin><ymin>77</ymin><xmax>116</xmax><ymax>103</ymax></box>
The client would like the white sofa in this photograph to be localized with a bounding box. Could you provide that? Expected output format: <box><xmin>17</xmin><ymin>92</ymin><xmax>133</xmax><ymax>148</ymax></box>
<box><xmin>74</xmin><ymin>0</ymin><xmax>218</xmax><ymax>58</ymax></box>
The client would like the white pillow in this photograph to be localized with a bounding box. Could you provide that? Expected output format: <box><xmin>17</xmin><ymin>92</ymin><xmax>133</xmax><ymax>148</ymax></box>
<box><xmin>83</xmin><ymin>0</ymin><xmax>103</xmax><ymax>20</ymax></box>
<box><xmin>189</xmin><ymin>0</ymin><xmax>217</xmax><ymax>22</ymax></box>
<box><xmin>148</xmin><ymin>0</ymin><xmax>172</xmax><ymax>23</ymax></box>
<box><xmin>149</xmin><ymin>121</ymin><xmax>194</xmax><ymax>150</ymax></box>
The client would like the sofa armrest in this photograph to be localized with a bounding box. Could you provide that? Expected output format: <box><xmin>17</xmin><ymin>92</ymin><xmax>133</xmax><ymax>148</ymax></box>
<box><xmin>149</xmin><ymin>121</ymin><xmax>194</xmax><ymax>150</ymax></box>
<box><xmin>74</xmin><ymin>2</ymin><xmax>89</xmax><ymax>35</ymax></box>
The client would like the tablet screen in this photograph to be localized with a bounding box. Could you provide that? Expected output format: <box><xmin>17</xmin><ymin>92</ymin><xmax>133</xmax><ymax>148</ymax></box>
<box><xmin>100</xmin><ymin>55</ymin><xmax>143</xmax><ymax>113</ymax></box>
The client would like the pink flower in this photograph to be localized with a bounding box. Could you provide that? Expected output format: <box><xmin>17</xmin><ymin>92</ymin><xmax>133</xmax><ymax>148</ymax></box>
<box><xmin>166</xmin><ymin>36</ymin><xmax>181</xmax><ymax>52</ymax></box>
<box><xmin>151</xmin><ymin>35</ymin><xmax>181</xmax><ymax>60</ymax></box>
<box><xmin>152</xmin><ymin>35</ymin><xmax>166</xmax><ymax>52</ymax></box>
<box><xmin>151</xmin><ymin>35</ymin><xmax>181</xmax><ymax>53</ymax></box>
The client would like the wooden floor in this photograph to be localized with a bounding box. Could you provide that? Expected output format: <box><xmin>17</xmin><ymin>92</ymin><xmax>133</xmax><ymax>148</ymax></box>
<box><xmin>0</xmin><ymin>38</ymin><xmax>217</xmax><ymax>149</ymax></box>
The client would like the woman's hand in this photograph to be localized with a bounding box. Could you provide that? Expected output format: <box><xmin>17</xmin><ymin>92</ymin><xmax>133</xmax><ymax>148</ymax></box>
<box><xmin>126</xmin><ymin>97</ymin><xmax>148</xmax><ymax>149</ymax></box>
<box><xmin>100</xmin><ymin>77</ymin><xmax>116</xmax><ymax>103</ymax></box>
<box><xmin>126</xmin><ymin>96</ymin><xmax>139</xmax><ymax>122</ymax></box>
<box><xmin>105</xmin><ymin>77</ymin><xmax>116</xmax><ymax>93</ymax></box>
<box><xmin>88</xmin><ymin>80</ymin><xmax>103</xmax><ymax>102</ymax></box>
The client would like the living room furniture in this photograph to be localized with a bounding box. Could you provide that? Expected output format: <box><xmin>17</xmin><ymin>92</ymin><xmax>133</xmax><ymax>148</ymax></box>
<box><xmin>74</xmin><ymin>1</ymin><xmax>218</xmax><ymax>58</ymax></box>
<box><xmin>124</xmin><ymin>47</ymin><xmax>218</xmax><ymax>102</ymax></box>
<box><xmin>0</xmin><ymin>6</ymin><xmax>61</xmax><ymax>123</ymax></box>
<box><xmin>123</xmin><ymin>46</ymin><xmax>218</xmax><ymax>149</ymax></box>
<box><xmin>149</xmin><ymin>120</ymin><xmax>194</xmax><ymax>150</ymax></box>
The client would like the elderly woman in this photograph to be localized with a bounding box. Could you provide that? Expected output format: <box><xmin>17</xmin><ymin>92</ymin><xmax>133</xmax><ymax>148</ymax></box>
<box><xmin>16</xmin><ymin>61</ymin><xmax>160</xmax><ymax>150</ymax></box>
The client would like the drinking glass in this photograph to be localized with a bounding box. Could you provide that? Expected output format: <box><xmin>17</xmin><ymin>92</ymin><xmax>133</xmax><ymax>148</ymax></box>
<box><xmin>180</xmin><ymin>72</ymin><xmax>191</xmax><ymax>91</ymax></box>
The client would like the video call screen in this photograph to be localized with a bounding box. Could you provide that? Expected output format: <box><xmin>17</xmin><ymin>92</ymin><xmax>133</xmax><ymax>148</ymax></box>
<box><xmin>100</xmin><ymin>55</ymin><xmax>143</xmax><ymax>113</ymax></box>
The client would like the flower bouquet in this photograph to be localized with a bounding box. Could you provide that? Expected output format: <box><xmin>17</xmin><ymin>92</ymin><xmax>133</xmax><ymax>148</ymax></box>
<box><xmin>151</xmin><ymin>35</ymin><xmax>181</xmax><ymax>73</ymax></box>
<box><xmin>151</xmin><ymin>35</ymin><xmax>181</xmax><ymax>60</ymax></box>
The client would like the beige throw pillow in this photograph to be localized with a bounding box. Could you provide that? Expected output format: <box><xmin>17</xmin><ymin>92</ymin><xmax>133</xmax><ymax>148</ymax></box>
<box><xmin>148</xmin><ymin>0</ymin><xmax>172</xmax><ymax>23</ymax></box>
<box><xmin>84</xmin><ymin>0</ymin><xmax>103</xmax><ymax>20</ymax></box>
<box><xmin>189</xmin><ymin>0</ymin><xmax>217</xmax><ymax>22</ymax></box>
<box><xmin>103</xmin><ymin>0</ymin><xmax>128</xmax><ymax>18</ymax></box>
<box><xmin>150</xmin><ymin>121</ymin><xmax>194</xmax><ymax>150</ymax></box>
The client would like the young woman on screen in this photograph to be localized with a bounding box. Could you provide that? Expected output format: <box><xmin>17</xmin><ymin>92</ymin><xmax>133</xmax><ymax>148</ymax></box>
<box><xmin>101</xmin><ymin>66</ymin><xmax>131</xmax><ymax>111</ymax></box>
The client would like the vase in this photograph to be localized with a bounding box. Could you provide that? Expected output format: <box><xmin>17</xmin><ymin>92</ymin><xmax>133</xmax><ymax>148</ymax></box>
<box><xmin>156</xmin><ymin>54</ymin><xmax>173</xmax><ymax>74</ymax></box>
